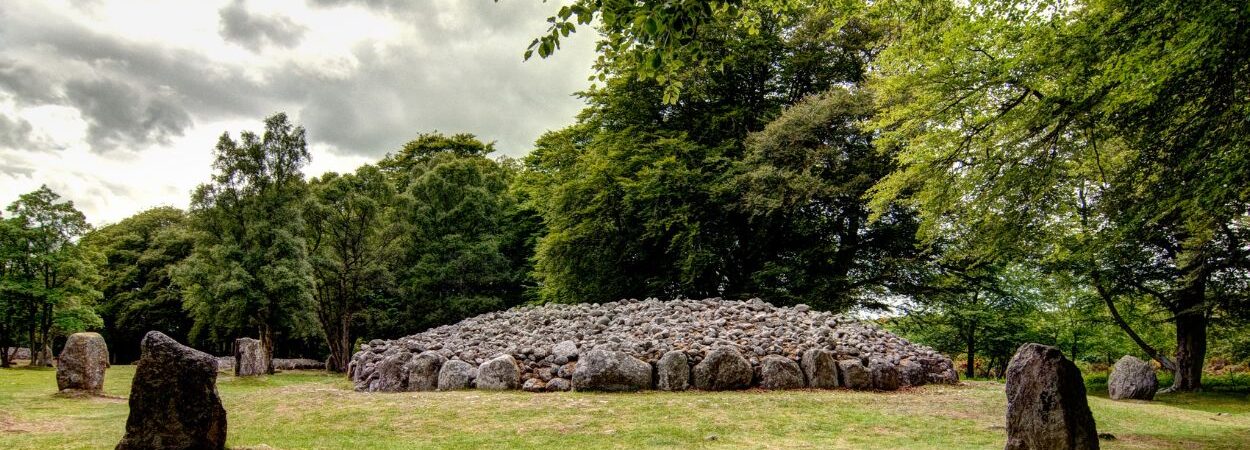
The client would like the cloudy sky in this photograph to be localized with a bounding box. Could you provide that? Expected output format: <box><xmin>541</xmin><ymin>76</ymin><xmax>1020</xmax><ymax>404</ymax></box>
<box><xmin>0</xmin><ymin>0</ymin><xmax>596</xmax><ymax>225</ymax></box>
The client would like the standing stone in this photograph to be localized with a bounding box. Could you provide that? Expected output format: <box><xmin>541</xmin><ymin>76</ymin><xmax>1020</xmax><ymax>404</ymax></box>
<box><xmin>1005</xmin><ymin>343</ymin><xmax>1099</xmax><ymax>450</ymax></box>
<box><xmin>116</xmin><ymin>331</ymin><xmax>227</xmax><ymax>450</ymax></box>
<box><xmin>759</xmin><ymin>355</ymin><xmax>805</xmax><ymax>390</ymax></box>
<box><xmin>476</xmin><ymin>355</ymin><xmax>520</xmax><ymax>390</ymax></box>
<box><xmin>692</xmin><ymin>347</ymin><xmax>752</xmax><ymax>391</ymax></box>
<box><xmin>801</xmin><ymin>348</ymin><xmax>839</xmax><ymax>389</ymax></box>
<box><xmin>233</xmin><ymin>337</ymin><xmax>267</xmax><ymax>377</ymax></box>
<box><xmin>405</xmin><ymin>351</ymin><xmax>446</xmax><ymax>392</ymax></box>
<box><xmin>1107</xmin><ymin>355</ymin><xmax>1157</xmax><ymax>401</ymax></box>
<box><xmin>838</xmin><ymin>359</ymin><xmax>872</xmax><ymax>390</ymax></box>
<box><xmin>572</xmin><ymin>349</ymin><xmax>652</xmax><ymax>392</ymax></box>
<box><xmin>655</xmin><ymin>350</ymin><xmax>690</xmax><ymax>391</ymax></box>
<box><xmin>437</xmin><ymin>359</ymin><xmax>476</xmax><ymax>390</ymax></box>
<box><xmin>870</xmin><ymin>358</ymin><xmax>901</xmax><ymax>391</ymax></box>
<box><xmin>56</xmin><ymin>332</ymin><xmax>109</xmax><ymax>393</ymax></box>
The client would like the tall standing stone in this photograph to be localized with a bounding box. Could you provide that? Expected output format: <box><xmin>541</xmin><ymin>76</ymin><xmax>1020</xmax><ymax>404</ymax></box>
<box><xmin>233</xmin><ymin>337</ymin><xmax>267</xmax><ymax>377</ymax></box>
<box><xmin>56</xmin><ymin>332</ymin><xmax>109</xmax><ymax>393</ymax></box>
<box><xmin>1004</xmin><ymin>343</ymin><xmax>1099</xmax><ymax>450</ymax></box>
<box><xmin>116</xmin><ymin>331</ymin><xmax>227</xmax><ymax>450</ymax></box>
<box><xmin>1107</xmin><ymin>355</ymin><xmax>1157</xmax><ymax>401</ymax></box>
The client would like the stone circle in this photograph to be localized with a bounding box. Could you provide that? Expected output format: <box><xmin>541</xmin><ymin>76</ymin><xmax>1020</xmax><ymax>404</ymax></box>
<box><xmin>350</xmin><ymin>298</ymin><xmax>958</xmax><ymax>392</ymax></box>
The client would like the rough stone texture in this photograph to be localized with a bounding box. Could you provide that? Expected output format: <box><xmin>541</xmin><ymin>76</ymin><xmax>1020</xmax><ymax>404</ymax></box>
<box><xmin>350</xmin><ymin>298</ymin><xmax>955</xmax><ymax>392</ymax></box>
<box><xmin>116</xmin><ymin>331</ymin><xmax>227</xmax><ymax>450</ymax></box>
<box><xmin>234</xmin><ymin>337</ymin><xmax>267</xmax><ymax>377</ymax></box>
<box><xmin>839</xmin><ymin>359</ymin><xmax>872</xmax><ymax>390</ymax></box>
<box><xmin>522</xmin><ymin>378</ymin><xmax>547</xmax><ymax>392</ymax></box>
<box><xmin>437</xmin><ymin>359</ymin><xmax>476</xmax><ymax>390</ymax></box>
<box><xmin>572</xmin><ymin>349</ymin><xmax>652</xmax><ymax>392</ymax></box>
<box><xmin>692</xmin><ymin>347</ymin><xmax>753</xmax><ymax>391</ymax></box>
<box><xmin>1005</xmin><ymin>343</ymin><xmax>1099</xmax><ymax>450</ymax></box>
<box><xmin>7</xmin><ymin>347</ymin><xmax>31</xmax><ymax>360</ymax></box>
<box><xmin>366</xmin><ymin>351</ymin><xmax>413</xmax><ymax>392</ymax></box>
<box><xmin>273</xmin><ymin>358</ymin><xmax>324</xmax><ymax>371</ymax></box>
<box><xmin>1107</xmin><ymin>355</ymin><xmax>1157</xmax><ymax>401</ymax></box>
<box><xmin>801</xmin><ymin>348</ymin><xmax>838</xmax><ymax>389</ymax></box>
<box><xmin>56</xmin><ymin>332</ymin><xmax>109</xmax><ymax>392</ymax></box>
<box><xmin>899</xmin><ymin>359</ymin><xmax>926</xmax><ymax>387</ymax></box>
<box><xmin>406</xmin><ymin>351</ymin><xmax>446</xmax><ymax>392</ymax></box>
<box><xmin>545</xmin><ymin>377</ymin><xmax>571</xmax><ymax>392</ymax></box>
<box><xmin>759</xmin><ymin>355</ymin><xmax>805</xmax><ymax>390</ymax></box>
<box><xmin>476</xmin><ymin>355</ymin><xmax>520</xmax><ymax>390</ymax></box>
<box><xmin>870</xmin><ymin>358</ymin><xmax>901</xmax><ymax>391</ymax></box>
<box><xmin>655</xmin><ymin>350</ymin><xmax>690</xmax><ymax>391</ymax></box>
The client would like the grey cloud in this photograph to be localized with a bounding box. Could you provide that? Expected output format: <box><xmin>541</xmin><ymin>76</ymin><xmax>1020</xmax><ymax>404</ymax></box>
<box><xmin>65</xmin><ymin>78</ymin><xmax>193</xmax><ymax>151</ymax></box>
<box><xmin>0</xmin><ymin>60</ymin><xmax>61</xmax><ymax>104</ymax></box>
<box><xmin>0</xmin><ymin>113</ymin><xmax>34</xmax><ymax>149</ymax></box>
<box><xmin>219</xmin><ymin>0</ymin><xmax>306</xmax><ymax>51</ymax></box>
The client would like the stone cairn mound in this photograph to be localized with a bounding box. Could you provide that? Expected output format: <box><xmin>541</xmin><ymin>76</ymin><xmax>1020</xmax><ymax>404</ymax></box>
<box><xmin>349</xmin><ymin>298</ymin><xmax>958</xmax><ymax>392</ymax></box>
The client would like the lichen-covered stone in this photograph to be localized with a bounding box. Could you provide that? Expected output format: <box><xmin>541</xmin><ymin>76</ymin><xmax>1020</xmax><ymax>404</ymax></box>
<box><xmin>656</xmin><ymin>350</ymin><xmax>690</xmax><ymax>391</ymax></box>
<box><xmin>476</xmin><ymin>355</ymin><xmax>520</xmax><ymax>390</ymax></box>
<box><xmin>801</xmin><ymin>348</ymin><xmax>838</xmax><ymax>389</ymax></box>
<box><xmin>116</xmin><ymin>331</ymin><xmax>227</xmax><ymax>450</ymax></box>
<box><xmin>234</xmin><ymin>337</ymin><xmax>267</xmax><ymax>377</ymax></box>
<box><xmin>437</xmin><ymin>359</ymin><xmax>475</xmax><ymax>390</ymax></box>
<box><xmin>759</xmin><ymin>355</ymin><xmax>804</xmax><ymax>390</ymax></box>
<box><xmin>406</xmin><ymin>351</ymin><xmax>446</xmax><ymax>392</ymax></box>
<box><xmin>839</xmin><ymin>359</ymin><xmax>872</xmax><ymax>390</ymax></box>
<box><xmin>571</xmin><ymin>349</ymin><xmax>652</xmax><ymax>392</ymax></box>
<box><xmin>1005</xmin><ymin>343</ymin><xmax>1099</xmax><ymax>450</ymax></box>
<box><xmin>56</xmin><ymin>332</ymin><xmax>109</xmax><ymax>392</ymax></box>
<box><xmin>692</xmin><ymin>347</ymin><xmax>752</xmax><ymax>391</ymax></box>
<box><xmin>1107</xmin><ymin>355</ymin><xmax>1157</xmax><ymax>401</ymax></box>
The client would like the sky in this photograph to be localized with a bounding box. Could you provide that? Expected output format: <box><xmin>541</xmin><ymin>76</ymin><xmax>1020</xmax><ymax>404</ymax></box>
<box><xmin>0</xmin><ymin>0</ymin><xmax>596</xmax><ymax>225</ymax></box>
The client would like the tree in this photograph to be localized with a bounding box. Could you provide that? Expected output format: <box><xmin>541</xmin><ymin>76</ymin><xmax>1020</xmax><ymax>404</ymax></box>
<box><xmin>868</xmin><ymin>0</ymin><xmax>1250</xmax><ymax>390</ymax></box>
<box><xmin>2</xmin><ymin>186</ymin><xmax>102</xmax><ymax>366</ymax></box>
<box><xmin>179</xmin><ymin>113</ymin><xmax>316</xmax><ymax>374</ymax></box>
<box><xmin>305</xmin><ymin>165</ymin><xmax>400</xmax><ymax>372</ymax></box>
<box><xmin>81</xmin><ymin>207</ymin><xmax>193</xmax><ymax>364</ymax></box>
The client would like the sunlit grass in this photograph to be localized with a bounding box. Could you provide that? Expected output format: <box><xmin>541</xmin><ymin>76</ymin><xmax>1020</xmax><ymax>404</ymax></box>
<box><xmin>1</xmin><ymin>365</ymin><xmax>1247</xmax><ymax>449</ymax></box>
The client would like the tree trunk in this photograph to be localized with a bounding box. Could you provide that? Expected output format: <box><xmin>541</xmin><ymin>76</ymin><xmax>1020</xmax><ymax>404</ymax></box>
<box><xmin>261</xmin><ymin>325</ymin><xmax>275</xmax><ymax>375</ymax></box>
<box><xmin>1170</xmin><ymin>282</ymin><xmax>1208</xmax><ymax>391</ymax></box>
<box><xmin>965</xmin><ymin>328</ymin><xmax>976</xmax><ymax>380</ymax></box>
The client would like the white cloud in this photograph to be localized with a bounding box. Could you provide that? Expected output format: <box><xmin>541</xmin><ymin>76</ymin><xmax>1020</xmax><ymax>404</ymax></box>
<box><xmin>0</xmin><ymin>0</ymin><xmax>596</xmax><ymax>225</ymax></box>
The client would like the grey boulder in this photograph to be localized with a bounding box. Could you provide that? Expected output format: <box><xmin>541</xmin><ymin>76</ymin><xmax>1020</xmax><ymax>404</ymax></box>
<box><xmin>572</xmin><ymin>349</ymin><xmax>652</xmax><ymax>392</ymax></box>
<box><xmin>801</xmin><ymin>348</ymin><xmax>838</xmax><ymax>389</ymax></box>
<box><xmin>1107</xmin><ymin>355</ymin><xmax>1157</xmax><ymax>401</ymax></box>
<box><xmin>437</xmin><ymin>359</ymin><xmax>476</xmax><ymax>390</ymax></box>
<box><xmin>233</xmin><ymin>337</ymin><xmax>267</xmax><ymax>377</ymax></box>
<box><xmin>655</xmin><ymin>350</ymin><xmax>690</xmax><ymax>391</ymax></box>
<box><xmin>870</xmin><ymin>358</ymin><xmax>901</xmax><ymax>391</ymax></box>
<box><xmin>406</xmin><ymin>351</ymin><xmax>446</xmax><ymax>392</ymax></box>
<box><xmin>692</xmin><ymin>347</ymin><xmax>752</xmax><ymax>391</ymax></box>
<box><xmin>839</xmin><ymin>359</ymin><xmax>872</xmax><ymax>390</ymax></box>
<box><xmin>476</xmin><ymin>355</ymin><xmax>520</xmax><ymax>390</ymax></box>
<box><xmin>759</xmin><ymin>355</ymin><xmax>805</xmax><ymax>390</ymax></box>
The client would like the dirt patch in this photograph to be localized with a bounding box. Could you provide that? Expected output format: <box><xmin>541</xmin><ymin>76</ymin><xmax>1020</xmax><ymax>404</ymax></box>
<box><xmin>0</xmin><ymin>412</ymin><xmax>67</xmax><ymax>434</ymax></box>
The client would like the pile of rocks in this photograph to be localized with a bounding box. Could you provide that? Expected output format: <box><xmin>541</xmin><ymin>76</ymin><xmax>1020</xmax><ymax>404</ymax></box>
<box><xmin>349</xmin><ymin>298</ymin><xmax>957</xmax><ymax>392</ymax></box>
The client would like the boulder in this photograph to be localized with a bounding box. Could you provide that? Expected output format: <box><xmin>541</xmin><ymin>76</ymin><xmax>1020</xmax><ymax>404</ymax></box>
<box><xmin>552</xmin><ymin>340</ymin><xmax>579</xmax><ymax>364</ymax></box>
<box><xmin>839</xmin><ymin>359</ymin><xmax>872</xmax><ymax>390</ymax></box>
<box><xmin>759</xmin><ymin>355</ymin><xmax>805</xmax><ymax>390</ymax></box>
<box><xmin>116</xmin><ymin>331</ymin><xmax>227</xmax><ymax>450</ymax></box>
<box><xmin>522</xmin><ymin>378</ymin><xmax>547</xmax><ymax>392</ymax></box>
<box><xmin>801</xmin><ymin>348</ymin><xmax>839</xmax><ymax>389</ymax></box>
<box><xmin>437</xmin><ymin>359</ymin><xmax>476</xmax><ymax>390</ymax></box>
<box><xmin>899</xmin><ymin>359</ymin><xmax>927</xmax><ymax>387</ymax></box>
<box><xmin>56</xmin><ymin>332</ymin><xmax>109</xmax><ymax>392</ymax></box>
<box><xmin>545</xmin><ymin>377</ymin><xmax>571</xmax><ymax>392</ymax></box>
<box><xmin>870</xmin><ymin>358</ymin><xmax>901</xmax><ymax>391</ymax></box>
<box><xmin>655</xmin><ymin>350</ymin><xmax>690</xmax><ymax>391</ymax></box>
<box><xmin>272</xmin><ymin>358</ymin><xmax>324</xmax><ymax>371</ymax></box>
<box><xmin>572</xmin><ymin>349</ymin><xmax>652</xmax><ymax>392</ymax></box>
<box><xmin>1107</xmin><ymin>355</ymin><xmax>1157</xmax><ymax>401</ymax></box>
<box><xmin>692</xmin><ymin>347</ymin><xmax>752</xmax><ymax>391</ymax></box>
<box><xmin>476</xmin><ymin>355</ymin><xmax>520</xmax><ymax>390</ymax></box>
<box><xmin>233</xmin><ymin>337</ymin><xmax>267</xmax><ymax>377</ymax></box>
<box><xmin>1005</xmin><ymin>343</ymin><xmax>1099</xmax><ymax>450</ymax></box>
<box><xmin>406</xmin><ymin>351</ymin><xmax>446</xmax><ymax>392</ymax></box>
<box><xmin>366</xmin><ymin>351</ymin><xmax>413</xmax><ymax>392</ymax></box>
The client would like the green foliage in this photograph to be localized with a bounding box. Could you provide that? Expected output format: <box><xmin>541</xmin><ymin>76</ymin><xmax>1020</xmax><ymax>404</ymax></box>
<box><xmin>0</xmin><ymin>186</ymin><xmax>102</xmax><ymax>366</ymax></box>
<box><xmin>80</xmin><ymin>206</ymin><xmax>192</xmax><ymax>363</ymax></box>
<box><xmin>305</xmin><ymin>165</ymin><xmax>400</xmax><ymax>371</ymax></box>
<box><xmin>179</xmin><ymin>113</ymin><xmax>317</xmax><ymax>370</ymax></box>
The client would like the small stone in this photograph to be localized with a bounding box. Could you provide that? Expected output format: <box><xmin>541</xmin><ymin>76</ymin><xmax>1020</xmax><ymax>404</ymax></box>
<box><xmin>545</xmin><ymin>378</ymin><xmax>571</xmax><ymax>392</ymax></box>
<box><xmin>522</xmin><ymin>378</ymin><xmax>547</xmax><ymax>392</ymax></box>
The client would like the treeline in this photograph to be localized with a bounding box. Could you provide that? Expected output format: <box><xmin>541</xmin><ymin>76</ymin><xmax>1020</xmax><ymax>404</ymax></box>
<box><xmin>1</xmin><ymin>0</ymin><xmax>1246</xmax><ymax>392</ymax></box>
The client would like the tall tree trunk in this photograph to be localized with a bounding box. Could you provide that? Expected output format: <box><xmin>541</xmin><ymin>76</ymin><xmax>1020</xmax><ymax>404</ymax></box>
<box><xmin>261</xmin><ymin>324</ymin><xmax>275</xmax><ymax>375</ymax></box>
<box><xmin>1171</xmin><ymin>283</ymin><xmax>1207</xmax><ymax>391</ymax></box>
<box><xmin>964</xmin><ymin>328</ymin><xmax>976</xmax><ymax>380</ymax></box>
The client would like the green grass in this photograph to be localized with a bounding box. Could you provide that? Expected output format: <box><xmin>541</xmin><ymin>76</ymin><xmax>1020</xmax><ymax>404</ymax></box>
<box><xmin>2</xmin><ymin>365</ymin><xmax>1248</xmax><ymax>449</ymax></box>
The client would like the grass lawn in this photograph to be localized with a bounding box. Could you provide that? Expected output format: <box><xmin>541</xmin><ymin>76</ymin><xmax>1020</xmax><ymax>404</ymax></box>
<box><xmin>2</xmin><ymin>365</ymin><xmax>1248</xmax><ymax>449</ymax></box>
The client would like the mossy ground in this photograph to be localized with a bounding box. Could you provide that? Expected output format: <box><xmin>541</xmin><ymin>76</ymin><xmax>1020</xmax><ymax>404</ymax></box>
<box><xmin>1</xmin><ymin>365</ymin><xmax>1248</xmax><ymax>449</ymax></box>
